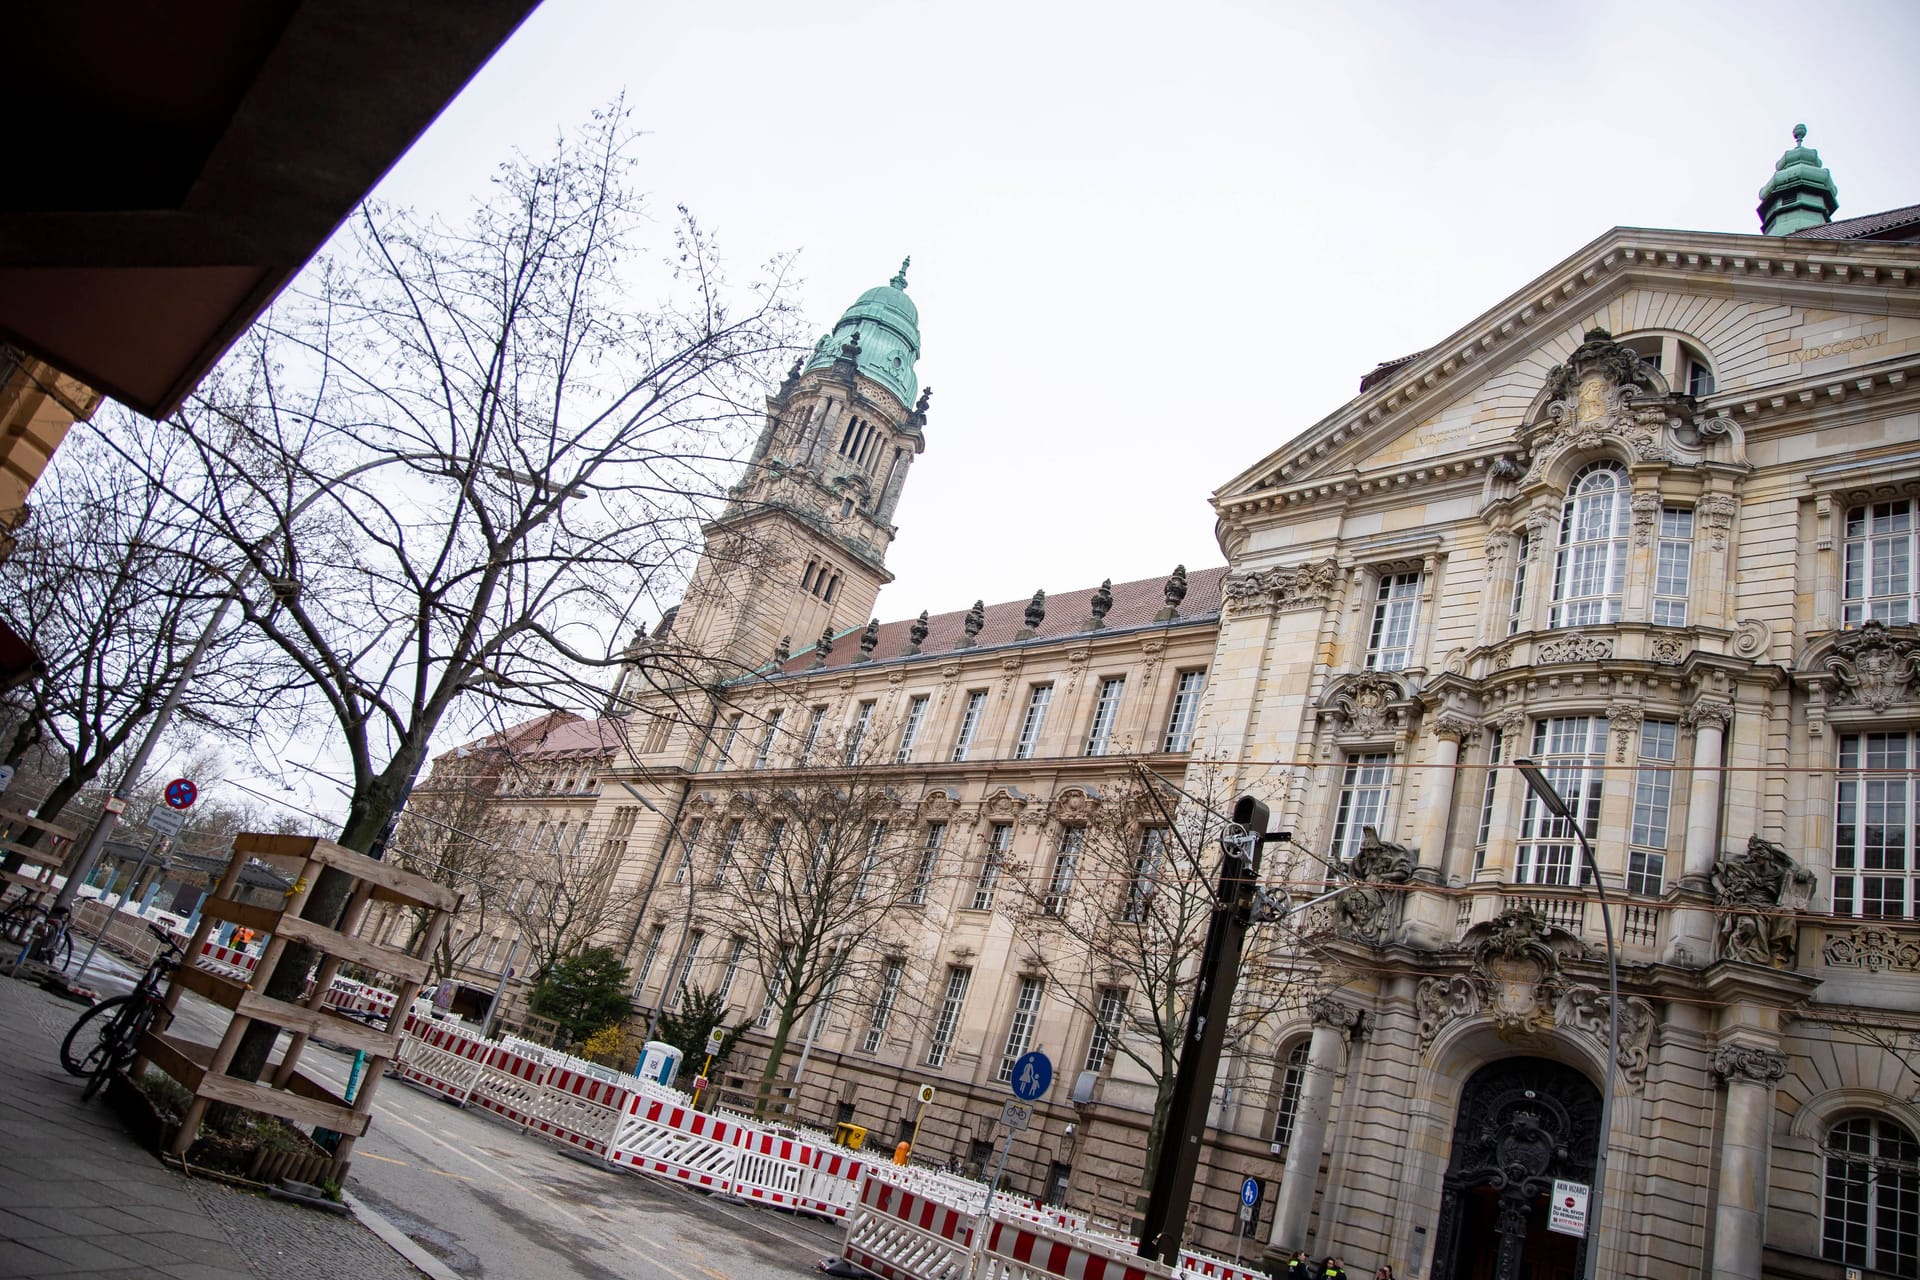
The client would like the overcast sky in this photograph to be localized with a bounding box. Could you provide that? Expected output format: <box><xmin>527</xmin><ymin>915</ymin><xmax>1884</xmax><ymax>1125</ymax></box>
<box><xmin>232</xmin><ymin>0</ymin><xmax>1920</xmax><ymax>813</ymax></box>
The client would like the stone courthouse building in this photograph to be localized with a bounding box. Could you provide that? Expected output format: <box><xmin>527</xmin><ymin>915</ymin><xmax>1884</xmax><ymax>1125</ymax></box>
<box><xmin>420</xmin><ymin>131</ymin><xmax>1920</xmax><ymax>1279</ymax></box>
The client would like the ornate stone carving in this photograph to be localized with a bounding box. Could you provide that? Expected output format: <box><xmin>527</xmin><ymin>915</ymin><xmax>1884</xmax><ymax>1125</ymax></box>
<box><xmin>1554</xmin><ymin>986</ymin><xmax>1658</xmax><ymax>1090</ymax></box>
<box><xmin>1433</xmin><ymin>713</ymin><xmax>1480</xmax><ymax>743</ymax></box>
<box><xmin>1712</xmin><ymin>834</ymin><xmax>1818</xmax><ymax>967</ymax></box>
<box><xmin>811</xmin><ymin>627</ymin><xmax>834</xmax><ymax>668</ymax></box>
<box><xmin>855</xmin><ymin>618</ymin><xmax>880</xmax><ymax>662</ymax></box>
<box><xmin>1632</xmin><ymin>492</ymin><xmax>1662</xmax><ymax>547</ymax></box>
<box><xmin>1712</xmin><ymin>1045</ymin><xmax>1788</xmax><ymax>1085</ymax></box>
<box><xmin>1684</xmin><ymin>698</ymin><xmax>1735</xmax><ymax>731</ymax></box>
<box><xmin>1336</xmin><ymin>826</ymin><xmax>1416</xmax><ymax>943</ymax></box>
<box><xmin>1490</xmin><ymin>708</ymin><xmax>1526</xmax><ymax>740</ymax></box>
<box><xmin>1524</xmin><ymin>329</ymin><xmax>1682</xmax><ymax>483</ymax></box>
<box><xmin>1492</xmin><ymin>645</ymin><xmax>1514</xmax><ymax>670</ymax></box>
<box><xmin>1086</xmin><ymin>579</ymin><xmax>1113</xmax><ymax>630</ymax></box>
<box><xmin>1156</xmin><ymin>564</ymin><xmax>1188</xmax><ymax>621</ymax></box>
<box><xmin>960</xmin><ymin>600</ymin><xmax>985</xmax><ymax>648</ymax></box>
<box><xmin>1464</xmin><ymin>907</ymin><xmax>1576</xmax><ymax>1036</ymax></box>
<box><xmin>1323</xmin><ymin>671</ymin><xmax>1408</xmax><ymax>739</ymax></box>
<box><xmin>1697</xmin><ymin>494</ymin><xmax>1739</xmax><ymax>551</ymax></box>
<box><xmin>1016</xmin><ymin>590</ymin><xmax>1047</xmax><ymax>639</ymax></box>
<box><xmin>1482</xmin><ymin>531</ymin><xmax>1511</xmax><ymax>565</ymax></box>
<box><xmin>1307</xmin><ymin>994</ymin><xmax>1365</xmax><ymax>1035</ymax></box>
<box><xmin>1649</xmin><ymin>635</ymin><xmax>1686</xmax><ymax>665</ymax></box>
<box><xmin>1821</xmin><ymin>925</ymin><xmax>1920</xmax><ymax>973</ymax></box>
<box><xmin>907</xmin><ymin>611</ymin><xmax>930</xmax><ymax>654</ymax></box>
<box><xmin>1415</xmin><ymin>975</ymin><xmax>1482</xmax><ymax>1049</ymax></box>
<box><xmin>1536</xmin><ymin>635</ymin><xmax>1614</xmax><ymax>664</ymax></box>
<box><xmin>1490</xmin><ymin>455</ymin><xmax>1525</xmax><ymax>482</ymax></box>
<box><xmin>1523</xmin><ymin>508</ymin><xmax>1553</xmax><ymax>549</ymax></box>
<box><xmin>1733</xmin><ymin>617</ymin><xmax>1771</xmax><ymax>659</ymax></box>
<box><xmin>1223</xmin><ymin>558</ymin><xmax>1342</xmax><ymax>615</ymax></box>
<box><xmin>1826</xmin><ymin>620</ymin><xmax>1920</xmax><ymax>711</ymax></box>
<box><xmin>774</xmin><ymin>635</ymin><xmax>791</xmax><ymax>664</ymax></box>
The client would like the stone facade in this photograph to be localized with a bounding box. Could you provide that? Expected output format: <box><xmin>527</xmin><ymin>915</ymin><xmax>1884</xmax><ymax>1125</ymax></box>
<box><xmin>411</xmin><ymin>195</ymin><xmax>1920</xmax><ymax>1277</ymax></box>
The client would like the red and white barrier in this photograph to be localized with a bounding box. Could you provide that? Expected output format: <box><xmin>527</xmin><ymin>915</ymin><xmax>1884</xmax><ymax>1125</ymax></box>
<box><xmin>842</xmin><ymin>1172</ymin><xmax>977</xmax><ymax>1280</ymax></box>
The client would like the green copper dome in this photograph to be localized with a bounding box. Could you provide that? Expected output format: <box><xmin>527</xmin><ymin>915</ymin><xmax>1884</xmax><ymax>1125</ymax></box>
<box><xmin>1758</xmin><ymin>124</ymin><xmax>1838</xmax><ymax>236</ymax></box>
<box><xmin>806</xmin><ymin>258</ymin><xmax>922</xmax><ymax>409</ymax></box>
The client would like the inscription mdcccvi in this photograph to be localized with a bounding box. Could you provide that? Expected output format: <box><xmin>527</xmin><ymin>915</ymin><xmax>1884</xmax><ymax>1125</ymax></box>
<box><xmin>1793</xmin><ymin>332</ymin><xmax>1885</xmax><ymax>362</ymax></box>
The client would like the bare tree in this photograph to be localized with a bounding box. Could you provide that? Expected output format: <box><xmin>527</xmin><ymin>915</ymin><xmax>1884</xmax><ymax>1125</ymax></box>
<box><xmin>1000</xmin><ymin>761</ymin><xmax>1303</xmax><ymax>1184</ymax></box>
<box><xmin>500</xmin><ymin>812</ymin><xmax>637</xmax><ymax>981</ymax></box>
<box><xmin>125</xmin><ymin>103</ymin><xmax>801</xmax><ymax>1080</ymax></box>
<box><xmin>685</xmin><ymin>733</ymin><xmax>945</xmax><ymax>1117</ymax></box>
<box><xmin>386</xmin><ymin>748</ymin><xmax>523</xmax><ymax>985</ymax></box>
<box><xmin>0</xmin><ymin>423</ymin><xmax>281</xmax><ymax>860</ymax></box>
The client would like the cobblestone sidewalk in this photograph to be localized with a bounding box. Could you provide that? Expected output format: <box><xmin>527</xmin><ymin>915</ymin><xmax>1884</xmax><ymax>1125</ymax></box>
<box><xmin>0</xmin><ymin>971</ymin><xmax>420</xmax><ymax>1279</ymax></box>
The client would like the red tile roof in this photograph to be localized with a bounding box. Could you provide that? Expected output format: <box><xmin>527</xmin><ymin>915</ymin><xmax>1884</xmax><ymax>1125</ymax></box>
<box><xmin>771</xmin><ymin>566</ymin><xmax>1226</xmax><ymax>676</ymax></box>
<box><xmin>1786</xmin><ymin>202</ymin><xmax>1920</xmax><ymax>241</ymax></box>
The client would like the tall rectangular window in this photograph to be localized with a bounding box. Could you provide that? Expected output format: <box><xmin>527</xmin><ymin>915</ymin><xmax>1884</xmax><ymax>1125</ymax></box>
<box><xmin>714</xmin><ymin>714</ymin><xmax>743</xmax><ymax>770</ymax></box>
<box><xmin>896</xmin><ymin>695</ymin><xmax>930</xmax><ymax>763</ymax></box>
<box><xmin>756</xmin><ymin>945</ymin><xmax>790</xmax><ymax>1029</ymax></box>
<box><xmin>925</xmin><ymin>967</ymin><xmax>972</xmax><ymax>1068</ymax></box>
<box><xmin>1366</xmin><ymin>572</ymin><xmax>1422</xmax><ymax>670</ymax></box>
<box><xmin>754</xmin><ymin>710</ymin><xmax>783</xmax><ymax>769</ymax></box>
<box><xmin>846</xmin><ymin>701</ymin><xmax>875</xmax><ymax>764</ymax></box>
<box><xmin>673</xmin><ymin>817</ymin><xmax>703</xmax><ymax>883</ymax></box>
<box><xmin>1163</xmin><ymin>671</ymin><xmax>1206</xmax><ymax>753</ymax></box>
<box><xmin>1627</xmin><ymin>720</ymin><xmax>1678</xmax><ymax>896</ymax></box>
<box><xmin>671</xmin><ymin>930</ymin><xmax>703</xmax><ymax>1008</ymax></box>
<box><xmin>1652</xmin><ymin>508</ymin><xmax>1694</xmax><ymax>627</ymax></box>
<box><xmin>1551</xmin><ymin>463</ymin><xmax>1630</xmax><ymax>627</ymax></box>
<box><xmin>1508</xmin><ymin>530</ymin><xmax>1531</xmax><ymax>635</ymax></box>
<box><xmin>908</xmin><ymin>822</ymin><xmax>946</xmax><ymax>905</ymax></box>
<box><xmin>996</xmin><ymin>978</ymin><xmax>1046</xmax><ymax>1083</ymax></box>
<box><xmin>1330</xmin><ymin>753</ymin><xmax>1393</xmax><ymax>863</ymax></box>
<box><xmin>853</xmin><ymin>821</ymin><xmax>886</xmax><ymax>900</ymax></box>
<box><xmin>635</xmin><ymin>924</ymin><xmax>667</xmax><ymax>996</ymax></box>
<box><xmin>1015</xmin><ymin>685</ymin><xmax>1053</xmax><ymax>759</ymax></box>
<box><xmin>806</xmin><ymin>822</ymin><xmax>835</xmax><ymax>893</ymax></box>
<box><xmin>756</xmin><ymin>818</ymin><xmax>786</xmax><ymax>890</ymax></box>
<box><xmin>952</xmin><ymin>691</ymin><xmax>988</xmax><ymax>761</ymax></box>
<box><xmin>1835</xmin><ymin>732</ymin><xmax>1917</xmax><ymax>919</ymax></box>
<box><xmin>1517</xmin><ymin>716</ymin><xmax>1608</xmax><ymax>885</ymax></box>
<box><xmin>1085</xmin><ymin>677</ymin><xmax>1125</xmax><ymax>756</ymax></box>
<box><xmin>713</xmin><ymin>818</ymin><xmax>744</xmax><ymax>885</ymax></box>
<box><xmin>801</xmin><ymin>706</ymin><xmax>828</xmax><ymax>762</ymax></box>
<box><xmin>863</xmin><ymin>958</ymin><xmax>905</xmax><ymax>1054</ymax></box>
<box><xmin>1843</xmin><ymin>501</ymin><xmax>1916</xmax><ymax>624</ymax></box>
<box><xmin>1084</xmin><ymin>987</ymin><xmax>1127</xmax><ymax>1073</ymax></box>
<box><xmin>1044</xmin><ymin>827</ymin><xmax>1084</xmax><ymax>915</ymax></box>
<box><xmin>1475</xmin><ymin>728</ymin><xmax>1505</xmax><ymax>874</ymax></box>
<box><xmin>716</xmin><ymin>937</ymin><xmax>746</xmax><ymax>1003</ymax></box>
<box><xmin>1125</xmin><ymin>828</ymin><xmax>1167</xmax><ymax>922</ymax></box>
<box><xmin>973</xmin><ymin>823</ymin><xmax>1012</xmax><ymax>910</ymax></box>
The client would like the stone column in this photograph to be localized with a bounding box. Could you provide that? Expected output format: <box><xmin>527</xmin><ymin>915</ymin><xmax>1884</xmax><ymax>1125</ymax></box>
<box><xmin>1667</xmin><ymin>699</ymin><xmax>1733</xmax><ymax>966</ymax></box>
<box><xmin>1404</xmin><ymin>716</ymin><xmax>1474</xmax><ymax>946</ymax></box>
<box><xmin>1266</xmin><ymin>997</ymin><xmax>1363</xmax><ymax>1259</ymax></box>
<box><xmin>1711</xmin><ymin>1045</ymin><xmax>1788</xmax><ymax>1280</ymax></box>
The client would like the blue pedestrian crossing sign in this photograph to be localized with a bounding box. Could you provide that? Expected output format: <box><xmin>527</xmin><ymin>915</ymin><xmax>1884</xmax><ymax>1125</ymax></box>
<box><xmin>1241</xmin><ymin>1176</ymin><xmax>1262</xmax><ymax>1208</ymax></box>
<box><xmin>1010</xmin><ymin>1051</ymin><xmax>1053</xmax><ymax>1101</ymax></box>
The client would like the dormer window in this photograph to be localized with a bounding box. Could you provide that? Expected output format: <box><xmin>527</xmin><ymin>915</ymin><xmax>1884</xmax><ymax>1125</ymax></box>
<box><xmin>1550</xmin><ymin>462</ymin><xmax>1630</xmax><ymax>628</ymax></box>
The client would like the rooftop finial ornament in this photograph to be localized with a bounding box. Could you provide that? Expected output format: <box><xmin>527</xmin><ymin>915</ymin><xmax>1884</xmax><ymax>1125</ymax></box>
<box><xmin>891</xmin><ymin>256</ymin><xmax>911</xmax><ymax>289</ymax></box>
<box><xmin>960</xmin><ymin>600</ymin><xmax>986</xmax><ymax>648</ymax></box>
<box><xmin>1792</xmin><ymin>122</ymin><xmax>1807</xmax><ymax>144</ymax></box>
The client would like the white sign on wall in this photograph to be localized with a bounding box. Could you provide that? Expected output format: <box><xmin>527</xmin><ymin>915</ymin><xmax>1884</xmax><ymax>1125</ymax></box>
<box><xmin>1547</xmin><ymin>1179</ymin><xmax>1590</xmax><ymax>1238</ymax></box>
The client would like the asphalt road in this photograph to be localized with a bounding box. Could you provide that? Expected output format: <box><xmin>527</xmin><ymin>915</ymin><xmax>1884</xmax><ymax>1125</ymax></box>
<box><xmin>61</xmin><ymin>949</ymin><xmax>840</xmax><ymax>1280</ymax></box>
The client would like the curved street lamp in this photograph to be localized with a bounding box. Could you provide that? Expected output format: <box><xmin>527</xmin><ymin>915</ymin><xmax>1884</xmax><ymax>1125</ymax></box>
<box><xmin>1512</xmin><ymin>756</ymin><xmax>1618</xmax><ymax>1280</ymax></box>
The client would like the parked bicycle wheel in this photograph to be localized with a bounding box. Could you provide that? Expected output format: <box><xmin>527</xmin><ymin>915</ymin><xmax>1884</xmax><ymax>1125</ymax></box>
<box><xmin>0</xmin><ymin>901</ymin><xmax>38</xmax><ymax>946</ymax></box>
<box><xmin>60</xmin><ymin>993</ymin><xmax>139</xmax><ymax>1077</ymax></box>
<box><xmin>46</xmin><ymin>927</ymin><xmax>72</xmax><ymax>970</ymax></box>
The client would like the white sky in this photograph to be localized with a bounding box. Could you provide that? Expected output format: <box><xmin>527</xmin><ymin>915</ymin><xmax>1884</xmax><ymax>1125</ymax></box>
<box><xmin>234</xmin><ymin>0</ymin><xmax>1920</xmax><ymax>815</ymax></box>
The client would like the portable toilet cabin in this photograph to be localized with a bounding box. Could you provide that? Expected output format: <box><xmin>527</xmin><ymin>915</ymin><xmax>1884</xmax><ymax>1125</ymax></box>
<box><xmin>636</xmin><ymin>1040</ymin><xmax>683</xmax><ymax>1088</ymax></box>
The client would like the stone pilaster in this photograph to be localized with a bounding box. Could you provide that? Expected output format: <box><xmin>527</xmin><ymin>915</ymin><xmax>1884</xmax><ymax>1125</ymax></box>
<box><xmin>1666</xmin><ymin>698</ymin><xmax>1734</xmax><ymax>966</ymax></box>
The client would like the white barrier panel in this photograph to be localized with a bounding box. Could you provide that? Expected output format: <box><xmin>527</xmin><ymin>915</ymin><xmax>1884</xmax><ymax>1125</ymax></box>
<box><xmin>608</xmin><ymin>1096</ymin><xmax>746</xmax><ymax>1192</ymax></box>
<box><xmin>842</xmin><ymin>1168</ymin><xmax>977</xmax><ymax>1280</ymax></box>
<box><xmin>521</xmin><ymin>1066</ymin><xmax>634</xmax><ymax>1157</ymax></box>
<box><xmin>980</xmin><ymin>1216</ymin><xmax>1171</xmax><ymax>1280</ymax></box>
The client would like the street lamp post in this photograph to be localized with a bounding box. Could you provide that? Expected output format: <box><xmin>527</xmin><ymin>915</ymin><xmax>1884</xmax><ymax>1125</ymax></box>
<box><xmin>1513</xmin><ymin>756</ymin><xmax>1618</xmax><ymax>1280</ymax></box>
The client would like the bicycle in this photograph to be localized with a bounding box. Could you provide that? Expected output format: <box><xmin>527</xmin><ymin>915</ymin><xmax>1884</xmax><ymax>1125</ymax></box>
<box><xmin>2</xmin><ymin>899</ymin><xmax>74</xmax><ymax>970</ymax></box>
<box><xmin>59</xmin><ymin>922</ymin><xmax>184</xmax><ymax>1099</ymax></box>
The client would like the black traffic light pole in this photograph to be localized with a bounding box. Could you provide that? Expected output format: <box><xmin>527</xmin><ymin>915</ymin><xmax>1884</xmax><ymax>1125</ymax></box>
<box><xmin>1137</xmin><ymin>795</ymin><xmax>1283</xmax><ymax>1265</ymax></box>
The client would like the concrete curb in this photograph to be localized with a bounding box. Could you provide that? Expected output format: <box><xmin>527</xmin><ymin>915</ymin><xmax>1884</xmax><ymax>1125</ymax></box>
<box><xmin>344</xmin><ymin>1189</ymin><xmax>465</xmax><ymax>1280</ymax></box>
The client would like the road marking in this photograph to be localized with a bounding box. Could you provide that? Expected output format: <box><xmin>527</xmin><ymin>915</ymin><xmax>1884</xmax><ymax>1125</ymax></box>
<box><xmin>359</xmin><ymin>1152</ymin><xmax>410</xmax><ymax>1167</ymax></box>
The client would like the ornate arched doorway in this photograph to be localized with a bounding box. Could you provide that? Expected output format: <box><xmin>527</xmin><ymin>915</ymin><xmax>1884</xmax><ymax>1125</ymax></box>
<box><xmin>1431</xmin><ymin>1057</ymin><xmax>1601</xmax><ymax>1280</ymax></box>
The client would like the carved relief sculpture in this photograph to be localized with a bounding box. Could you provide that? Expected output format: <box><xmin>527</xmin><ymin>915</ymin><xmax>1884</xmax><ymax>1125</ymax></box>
<box><xmin>1821</xmin><ymin>925</ymin><xmax>1920</xmax><ymax>973</ymax></box>
<box><xmin>1711</xmin><ymin>1044</ymin><xmax>1789</xmax><ymax>1086</ymax></box>
<box><xmin>1223</xmin><ymin>558</ymin><xmax>1342</xmax><ymax>615</ymax></box>
<box><xmin>1825</xmin><ymin>620</ymin><xmax>1920</xmax><ymax>712</ymax></box>
<box><xmin>1711</xmin><ymin>833</ymin><xmax>1818</xmax><ymax>967</ymax></box>
<box><xmin>1336</xmin><ymin>826</ymin><xmax>1416</xmax><ymax>943</ymax></box>
<box><xmin>1554</xmin><ymin>985</ymin><xmax>1659</xmax><ymax>1090</ymax></box>
<box><xmin>1464</xmin><ymin>906</ymin><xmax>1576</xmax><ymax>1036</ymax></box>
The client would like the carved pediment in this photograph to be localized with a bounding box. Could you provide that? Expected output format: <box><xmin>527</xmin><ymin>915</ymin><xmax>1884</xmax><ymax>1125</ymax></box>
<box><xmin>1315</xmin><ymin>670</ymin><xmax>1415</xmax><ymax>740</ymax></box>
<box><xmin>1223</xmin><ymin>558</ymin><xmax>1341</xmax><ymax>616</ymax></box>
<box><xmin>1794</xmin><ymin>622</ymin><xmax>1920</xmax><ymax>735</ymax></box>
<box><xmin>1519</xmin><ymin>329</ymin><xmax>1700</xmax><ymax>483</ymax></box>
<box><xmin>1047</xmin><ymin>787</ymin><xmax>1099</xmax><ymax>824</ymax></box>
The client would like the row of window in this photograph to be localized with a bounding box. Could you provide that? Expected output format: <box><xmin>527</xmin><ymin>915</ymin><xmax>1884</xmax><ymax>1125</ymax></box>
<box><xmin>1336</xmin><ymin>722</ymin><xmax>1919</xmax><ymax>918</ymax></box>
<box><xmin>799</xmin><ymin>560</ymin><xmax>842</xmax><ymax>602</ymax></box>
<box><xmin>709</xmin><ymin>670</ymin><xmax>1208</xmax><ymax>771</ymax></box>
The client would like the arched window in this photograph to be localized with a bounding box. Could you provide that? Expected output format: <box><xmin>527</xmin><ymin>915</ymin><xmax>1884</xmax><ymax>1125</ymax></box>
<box><xmin>1550</xmin><ymin>461</ymin><xmax>1631</xmax><ymax>627</ymax></box>
<box><xmin>1270</xmin><ymin>1041</ymin><xmax>1311</xmax><ymax>1149</ymax></box>
<box><xmin>1824</xmin><ymin>1115</ymin><xmax>1919</xmax><ymax>1274</ymax></box>
<box><xmin>802</xmin><ymin>561</ymin><xmax>817</xmax><ymax>590</ymax></box>
<box><xmin>823</xmin><ymin>574</ymin><xmax>839</xmax><ymax>603</ymax></box>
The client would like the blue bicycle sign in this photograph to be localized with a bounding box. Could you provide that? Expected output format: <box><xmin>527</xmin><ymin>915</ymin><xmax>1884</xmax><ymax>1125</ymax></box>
<box><xmin>1009</xmin><ymin>1050</ymin><xmax>1053</xmax><ymax>1101</ymax></box>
